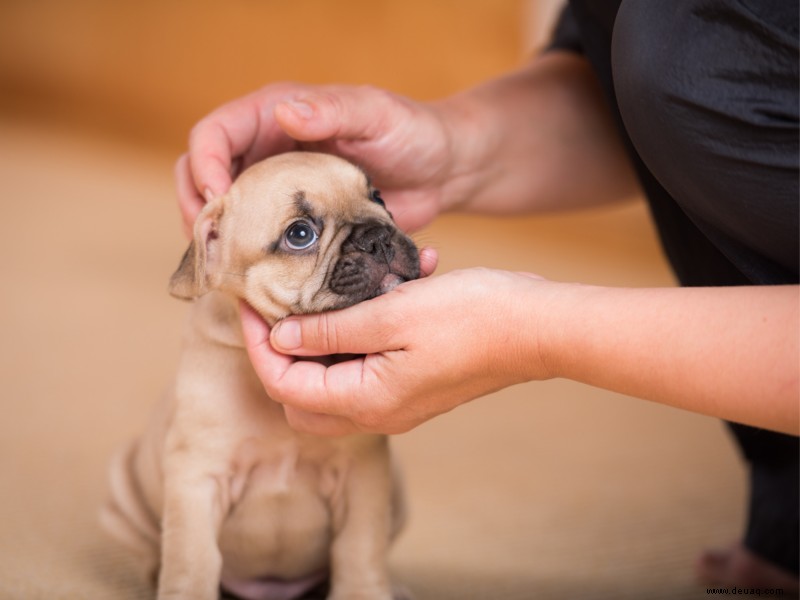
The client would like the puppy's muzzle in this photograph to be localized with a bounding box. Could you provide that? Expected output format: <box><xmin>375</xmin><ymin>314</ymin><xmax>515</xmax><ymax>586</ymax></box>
<box><xmin>350</xmin><ymin>224</ymin><xmax>396</xmax><ymax>261</ymax></box>
<box><xmin>328</xmin><ymin>222</ymin><xmax>419</xmax><ymax>301</ymax></box>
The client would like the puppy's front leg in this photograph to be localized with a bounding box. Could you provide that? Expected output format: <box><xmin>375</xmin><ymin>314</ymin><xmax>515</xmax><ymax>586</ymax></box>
<box><xmin>329</xmin><ymin>440</ymin><xmax>396</xmax><ymax>600</ymax></box>
<box><xmin>158</xmin><ymin>465</ymin><xmax>228</xmax><ymax>600</ymax></box>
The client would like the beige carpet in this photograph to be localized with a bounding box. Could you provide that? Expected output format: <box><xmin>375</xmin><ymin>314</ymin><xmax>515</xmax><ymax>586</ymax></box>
<box><xmin>0</xmin><ymin>117</ymin><xmax>746</xmax><ymax>599</ymax></box>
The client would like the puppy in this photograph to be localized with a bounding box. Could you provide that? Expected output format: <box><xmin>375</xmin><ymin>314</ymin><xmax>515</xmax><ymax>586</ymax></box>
<box><xmin>101</xmin><ymin>152</ymin><xmax>420</xmax><ymax>600</ymax></box>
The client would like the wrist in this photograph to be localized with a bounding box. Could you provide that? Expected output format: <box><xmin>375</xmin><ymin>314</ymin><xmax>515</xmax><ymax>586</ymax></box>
<box><xmin>479</xmin><ymin>274</ymin><xmax>576</xmax><ymax>384</ymax></box>
<box><xmin>509</xmin><ymin>278</ymin><xmax>598</xmax><ymax>384</ymax></box>
<box><xmin>430</xmin><ymin>91</ymin><xmax>501</xmax><ymax>213</ymax></box>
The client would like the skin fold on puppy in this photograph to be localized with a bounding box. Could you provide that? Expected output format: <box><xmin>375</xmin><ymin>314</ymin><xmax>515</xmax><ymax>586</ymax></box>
<box><xmin>100</xmin><ymin>152</ymin><xmax>420</xmax><ymax>600</ymax></box>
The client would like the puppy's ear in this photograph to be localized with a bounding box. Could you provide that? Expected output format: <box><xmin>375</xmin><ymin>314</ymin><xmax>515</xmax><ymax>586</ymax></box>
<box><xmin>168</xmin><ymin>198</ymin><xmax>225</xmax><ymax>300</ymax></box>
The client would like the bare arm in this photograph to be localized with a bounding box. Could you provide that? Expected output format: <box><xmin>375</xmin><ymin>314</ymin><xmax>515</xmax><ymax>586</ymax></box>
<box><xmin>538</xmin><ymin>283</ymin><xmax>799</xmax><ymax>435</ymax></box>
<box><xmin>436</xmin><ymin>51</ymin><xmax>641</xmax><ymax>214</ymax></box>
<box><xmin>242</xmin><ymin>272</ymin><xmax>799</xmax><ymax>437</ymax></box>
<box><xmin>177</xmin><ymin>52</ymin><xmax>640</xmax><ymax>234</ymax></box>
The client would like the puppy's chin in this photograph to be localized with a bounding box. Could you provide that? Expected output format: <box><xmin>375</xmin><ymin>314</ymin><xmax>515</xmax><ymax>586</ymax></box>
<box><xmin>379</xmin><ymin>273</ymin><xmax>406</xmax><ymax>295</ymax></box>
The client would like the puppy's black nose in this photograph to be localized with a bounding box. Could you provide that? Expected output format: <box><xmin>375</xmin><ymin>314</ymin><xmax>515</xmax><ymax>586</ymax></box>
<box><xmin>347</xmin><ymin>224</ymin><xmax>395</xmax><ymax>260</ymax></box>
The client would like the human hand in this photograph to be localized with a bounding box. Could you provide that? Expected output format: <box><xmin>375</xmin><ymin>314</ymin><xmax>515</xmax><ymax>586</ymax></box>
<box><xmin>242</xmin><ymin>260</ymin><xmax>800</xmax><ymax>436</ymax></box>
<box><xmin>240</xmin><ymin>264</ymin><xmax>551</xmax><ymax>436</ymax></box>
<box><xmin>175</xmin><ymin>82</ymin><xmax>463</xmax><ymax>238</ymax></box>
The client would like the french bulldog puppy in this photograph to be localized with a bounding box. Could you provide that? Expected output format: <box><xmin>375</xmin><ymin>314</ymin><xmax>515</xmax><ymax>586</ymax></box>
<box><xmin>101</xmin><ymin>152</ymin><xmax>420</xmax><ymax>600</ymax></box>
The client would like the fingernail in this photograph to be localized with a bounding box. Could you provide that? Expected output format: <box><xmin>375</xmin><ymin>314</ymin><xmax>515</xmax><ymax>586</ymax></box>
<box><xmin>203</xmin><ymin>187</ymin><xmax>215</xmax><ymax>203</ymax></box>
<box><xmin>273</xmin><ymin>319</ymin><xmax>302</xmax><ymax>350</ymax></box>
<box><xmin>282</xmin><ymin>99</ymin><xmax>314</xmax><ymax>119</ymax></box>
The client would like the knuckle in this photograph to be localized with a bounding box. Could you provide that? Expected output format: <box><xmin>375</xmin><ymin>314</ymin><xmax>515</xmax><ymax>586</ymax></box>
<box><xmin>311</xmin><ymin>313</ymin><xmax>339</xmax><ymax>353</ymax></box>
<box><xmin>360</xmin><ymin>85</ymin><xmax>406</xmax><ymax>127</ymax></box>
<box><xmin>321</xmin><ymin>84</ymin><xmax>403</xmax><ymax>139</ymax></box>
<box><xmin>357</xmin><ymin>84</ymin><xmax>397</xmax><ymax>106</ymax></box>
<box><xmin>173</xmin><ymin>155</ymin><xmax>192</xmax><ymax>196</ymax></box>
<box><xmin>174</xmin><ymin>152</ymin><xmax>189</xmax><ymax>175</ymax></box>
<box><xmin>188</xmin><ymin>114</ymin><xmax>228</xmax><ymax>157</ymax></box>
<box><xmin>187</xmin><ymin>117</ymin><xmax>208</xmax><ymax>147</ymax></box>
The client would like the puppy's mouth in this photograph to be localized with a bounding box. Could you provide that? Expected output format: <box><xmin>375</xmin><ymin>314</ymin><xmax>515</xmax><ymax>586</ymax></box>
<box><xmin>327</xmin><ymin>222</ymin><xmax>420</xmax><ymax>307</ymax></box>
<box><xmin>379</xmin><ymin>273</ymin><xmax>406</xmax><ymax>295</ymax></box>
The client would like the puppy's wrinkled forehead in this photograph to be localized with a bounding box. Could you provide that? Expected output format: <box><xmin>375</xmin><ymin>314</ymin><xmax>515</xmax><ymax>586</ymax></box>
<box><xmin>229</xmin><ymin>152</ymin><xmax>390</xmax><ymax>242</ymax></box>
<box><xmin>236</xmin><ymin>153</ymin><xmax>370</xmax><ymax>217</ymax></box>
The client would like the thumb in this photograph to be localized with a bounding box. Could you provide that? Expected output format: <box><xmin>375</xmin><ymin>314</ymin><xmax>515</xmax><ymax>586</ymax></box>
<box><xmin>270</xmin><ymin>297</ymin><xmax>401</xmax><ymax>357</ymax></box>
<box><xmin>274</xmin><ymin>88</ymin><xmax>391</xmax><ymax>144</ymax></box>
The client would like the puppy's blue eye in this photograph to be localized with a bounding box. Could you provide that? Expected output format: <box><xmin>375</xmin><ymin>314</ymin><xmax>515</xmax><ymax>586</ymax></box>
<box><xmin>370</xmin><ymin>190</ymin><xmax>385</xmax><ymax>208</ymax></box>
<box><xmin>284</xmin><ymin>221</ymin><xmax>318</xmax><ymax>250</ymax></box>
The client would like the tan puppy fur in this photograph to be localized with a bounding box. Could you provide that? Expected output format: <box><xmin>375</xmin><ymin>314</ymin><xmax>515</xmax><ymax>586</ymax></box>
<box><xmin>100</xmin><ymin>152</ymin><xmax>419</xmax><ymax>600</ymax></box>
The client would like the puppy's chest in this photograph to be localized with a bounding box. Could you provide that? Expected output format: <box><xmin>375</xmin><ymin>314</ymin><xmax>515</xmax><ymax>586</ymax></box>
<box><xmin>169</xmin><ymin>364</ymin><xmax>349</xmax><ymax>507</ymax></box>
<box><xmin>230</xmin><ymin>436</ymin><xmax>347</xmax><ymax>504</ymax></box>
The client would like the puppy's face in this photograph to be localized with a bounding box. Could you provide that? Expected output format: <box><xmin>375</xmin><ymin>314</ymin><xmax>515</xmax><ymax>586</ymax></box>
<box><xmin>169</xmin><ymin>152</ymin><xmax>420</xmax><ymax>325</ymax></box>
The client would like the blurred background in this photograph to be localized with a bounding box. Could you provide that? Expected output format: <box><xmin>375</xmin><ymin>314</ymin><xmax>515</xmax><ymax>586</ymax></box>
<box><xmin>0</xmin><ymin>1</ymin><xmax>745</xmax><ymax>599</ymax></box>
<box><xmin>0</xmin><ymin>0</ymin><xmax>544</xmax><ymax>150</ymax></box>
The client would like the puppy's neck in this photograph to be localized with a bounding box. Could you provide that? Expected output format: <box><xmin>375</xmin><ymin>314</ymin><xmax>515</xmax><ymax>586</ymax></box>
<box><xmin>189</xmin><ymin>291</ymin><xmax>247</xmax><ymax>349</ymax></box>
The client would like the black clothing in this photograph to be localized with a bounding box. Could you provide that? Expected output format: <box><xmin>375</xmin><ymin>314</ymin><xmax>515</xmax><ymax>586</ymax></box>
<box><xmin>550</xmin><ymin>0</ymin><xmax>799</xmax><ymax>575</ymax></box>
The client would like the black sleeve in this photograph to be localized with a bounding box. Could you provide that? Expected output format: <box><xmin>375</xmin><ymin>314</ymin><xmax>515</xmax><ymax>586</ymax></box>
<box><xmin>546</xmin><ymin>5</ymin><xmax>584</xmax><ymax>54</ymax></box>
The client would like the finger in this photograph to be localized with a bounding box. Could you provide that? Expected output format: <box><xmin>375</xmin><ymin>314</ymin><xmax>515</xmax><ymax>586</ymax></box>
<box><xmin>174</xmin><ymin>154</ymin><xmax>205</xmax><ymax>239</ymax></box>
<box><xmin>274</xmin><ymin>87</ymin><xmax>395</xmax><ymax>146</ymax></box>
<box><xmin>187</xmin><ymin>88</ymin><xmax>299</xmax><ymax>200</ymax></box>
<box><xmin>241</xmin><ymin>301</ymin><xmax>368</xmax><ymax>408</ymax></box>
<box><xmin>270</xmin><ymin>298</ymin><xmax>401</xmax><ymax>356</ymax></box>
<box><xmin>418</xmin><ymin>246</ymin><xmax>439</xmax><ymax>277</ymax></box>
<box><xmin>187</xmin><ymin>116</ymin><xmax>237</xmax><ymax>201</ymax></box>
<box><xmin>239</xmin><ymin>302</ymin><xmax>295</xmax><ymax>384</ymax></box>
<box><xmin>268</xmin><ymin>354</ymin><xmax>383</xmax><ymax>421</ymax></box>
<box><xmin>187</xmin><ymin>91</ymin><xmax>274</xmax><ymax>198</ymax></box>
<box><xmin>241</xmin><ymin>304</ymin><xmax>369</xmax><ymax>429</ymax></box>
<box><xmin>380</xmin><ymin>188</ymin><xmax>443</xmax><ymax>234</ymax></box>
<box><xmin>282</xmin><ymin>406</ymin><xmax>360</xmax><ymax>437</ymax></box>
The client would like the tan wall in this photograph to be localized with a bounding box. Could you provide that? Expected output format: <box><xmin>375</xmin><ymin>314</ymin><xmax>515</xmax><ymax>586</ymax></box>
<box><xmin>0</xmin><ymin>0</ymin><xmax>526</xmax><ymax>150</ymax></box>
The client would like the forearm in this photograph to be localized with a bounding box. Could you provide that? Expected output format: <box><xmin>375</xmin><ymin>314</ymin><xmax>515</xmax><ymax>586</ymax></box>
<box><xmin>529</xmin><ymin>284</ymin><xmax>800</xmax><ymax>434</ymax></box>
<box><xmin>435</xmin><ymin>51</ymin><xmax>641</xmax><ymax>215</ymax></box>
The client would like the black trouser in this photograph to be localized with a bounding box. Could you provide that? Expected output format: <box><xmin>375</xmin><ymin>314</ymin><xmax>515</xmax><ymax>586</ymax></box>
<box><xmin>611</xmin><ymin>1</ymin><xmax>800</xmax><ymax>574</ymax></box>
<box><xmin>556</xmin><ymin>0</ymin><xmax>800</xmax><ymax>575</ymax></box>
<box><xmin>728</xmin><ymin>423</ymin><xmax>799</xmax><ymax>575</ymax></box>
